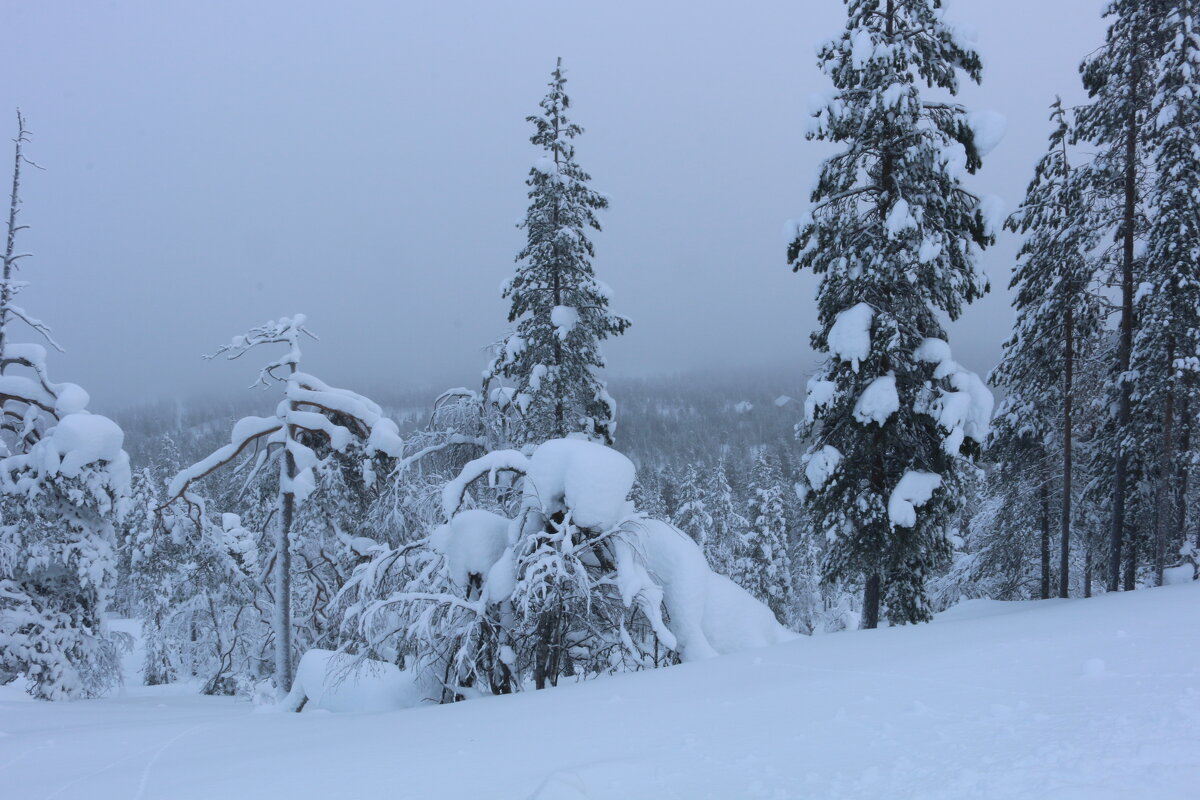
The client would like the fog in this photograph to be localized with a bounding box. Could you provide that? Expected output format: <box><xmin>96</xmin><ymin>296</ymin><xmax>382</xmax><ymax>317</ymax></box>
<box><xmin>3</xmin><ymin>0</ymin><xmax>1108</xmax><ymax>412</ymax></box>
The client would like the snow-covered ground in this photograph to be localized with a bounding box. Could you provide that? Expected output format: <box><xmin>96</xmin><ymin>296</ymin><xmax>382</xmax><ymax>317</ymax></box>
<box><xmin>3</xmin><ymin>584</ymin><xmax>1199</xmax><ymax>799</ymax></box>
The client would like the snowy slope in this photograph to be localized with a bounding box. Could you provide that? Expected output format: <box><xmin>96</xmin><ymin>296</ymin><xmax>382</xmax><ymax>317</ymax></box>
<box><xmin>3</xmin><ymin>584</ymin><xmax>1199</xmax><ymax>799</ymax></box>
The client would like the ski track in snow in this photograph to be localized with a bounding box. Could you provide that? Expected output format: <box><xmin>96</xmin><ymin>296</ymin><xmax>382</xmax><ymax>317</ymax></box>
<box><xmin>2</xmin><ymin>584</ymin><xmax>1199</xmax><ymax>799</ymax></box>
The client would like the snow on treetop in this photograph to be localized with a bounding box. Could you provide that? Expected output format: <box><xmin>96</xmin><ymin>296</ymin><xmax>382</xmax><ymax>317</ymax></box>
<box><xmin>54</xmin><ymin>383</ymin><xmax>90</xmax><ymax>415</ymax></box>
<box><xmin>526</xmin><ymin>438</ymin><xmax>635</xmax><ymax>531</ymax></box>
<box><xmin>441</xmin><ymin>449</ymin><xmax>531</xmax><ymax>519</ymax></box>
<box><xmin>433</xmin><ymin>509</ymin><xmax>512</xmax><ymax>590</ymax></box>
<box><xmin>828</xmin><ymin>302</ymin><xmax>874</xmax><ymax>372</ymax></box>
<box><xmin>968</xmin><ymin>111</ymin><xmax>1007</xmax><ymax>158</ymax></box>
<box><xmin>37</xmin><ymin>413</ymin><xmax>126</xmax><ymax>478</ymax></box>
<box><xmin>441</xmin><ymin>439</ymin><xmax>636</xmax><ymax>532</ymax></box>
<box><xmin>889</xmin><ymin>470</ymin><xmax>943</xmax><ymax>528</ymax></box>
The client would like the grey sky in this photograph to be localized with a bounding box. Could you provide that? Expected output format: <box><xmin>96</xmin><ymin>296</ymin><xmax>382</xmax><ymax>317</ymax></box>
<box><xmin>4</xmin><ymin>0</ymin><xmax>1108</xmax><ymax>412</ymax></box>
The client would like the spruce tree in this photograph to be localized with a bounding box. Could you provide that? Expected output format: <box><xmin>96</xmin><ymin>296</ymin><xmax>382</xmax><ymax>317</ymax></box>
<box><xmin>704</xmin><ymin>459</ymin><xmax>748</xmax><ymax>576</ymax></box>
<box><xmin>488</xmin><ymin>58</ymin><xmax>630</xmax><ymax>446</ymax></box>
<box><xmin>791</xmin><ymin>0</ymin><xmax>995</xmax><ymax>627</ymax></box>
<box><xmin>996</xmin><ymin>99</ymin><xmax>1102</xmax><ymax>598</ymax></box>
<box><xmin>672</xmin><ymin>464</ymin><xmax>712</xmax><ymax>550</ymax></box>
<box><xmin>736</xmin><ymin>451</ymin><xmax>796</xmax><ymax>624</ymax></box>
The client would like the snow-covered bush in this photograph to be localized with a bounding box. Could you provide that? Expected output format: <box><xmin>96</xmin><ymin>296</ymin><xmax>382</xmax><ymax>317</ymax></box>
<box><xmin>342</xmin><ymin>438</ymin><xmax>793</xmax><ymax>701</ymax></box>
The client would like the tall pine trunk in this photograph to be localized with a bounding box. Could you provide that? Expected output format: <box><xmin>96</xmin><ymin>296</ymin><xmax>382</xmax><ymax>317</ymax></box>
<box><xmin>1110</xmin><ymin>56</ymin><xmax>1140</xmax><ymax>593</ymax></box>
<box><xmin>1060</xmin><ymin>308</ymin><xmax>1073</xmax><ymax>598</ymax></box>
<box><xmin>862</xmin><ymin>573</ymin><xmax>881</xmax><ymax>630</ymax></box>
<box><xmin>1040</xmin><ymin>479</ymin><xmax>1051</xmax><ymax>599</ymax></box>
<box><xmin>1155</xmin><ymin>343</ymin><xmax>1175</xmax><ymax>586</ymax></box>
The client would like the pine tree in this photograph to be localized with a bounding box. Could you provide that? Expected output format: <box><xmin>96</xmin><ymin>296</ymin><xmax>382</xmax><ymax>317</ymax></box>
<box><xmin>791</xmin><ymin>0</ymin><xmax>995</xmax><ymax>627</ymax></box>
<box><xmin>1074</xmin><ymin>0</ymin><xmax>1161</xmax><ymax>591</ymax></box>
<box><xmin>996</xmin><ymin>99</ymin><xmax>1103</xmax><ymax>599</ymax></box>
<box><xmin>1140</xmin><ymin>1</ymin><xmax>1200</xmax><ymax>585</ymax></box>
<box><xmin>487</xmin><ymin>58</ymin><xmax>630</xmax><ymax>446</ymax></box>
<box><xmin>735</xmin><ymin>451</ymin><xmax>795</xmax><ymax>624</ymax></box>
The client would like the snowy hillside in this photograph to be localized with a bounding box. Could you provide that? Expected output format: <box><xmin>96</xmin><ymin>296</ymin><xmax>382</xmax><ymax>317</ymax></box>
<box><xmin>4</xmin><ymin>583</ymin><xmax>1198</xmax><ymax>800</ymax></box>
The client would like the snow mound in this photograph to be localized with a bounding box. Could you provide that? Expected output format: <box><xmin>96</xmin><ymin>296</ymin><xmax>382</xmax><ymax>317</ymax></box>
<box><xmin>631</xmin><ymin>518</ymin><xmax>796</xmax><ymax>661</ymax></box>
<box><xmin>280</xmin><ymin>649</ymin><xmax>432</xmax><ymax>713</ymax></box>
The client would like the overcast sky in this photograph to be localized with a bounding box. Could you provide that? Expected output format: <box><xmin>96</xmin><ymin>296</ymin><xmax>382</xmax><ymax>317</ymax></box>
<box><xmin>3</xmin><ymin>0</ymin><xmax>1108</xmax><ymax>412</ymax></box>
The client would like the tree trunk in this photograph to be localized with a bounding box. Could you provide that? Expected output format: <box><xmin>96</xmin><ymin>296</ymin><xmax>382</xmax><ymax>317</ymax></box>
<box><xmin>862</xmin><ymin>573</ymin><xmax>881</xmax><ymax>630</ymax></box>
<box><xmin>0</xmin><ymin>112</ymin><xmax>29</xmax><ymax>363</ymax></box>
<box><xmin>1060</xmin><ymin>307</ymin><xmax>1073</xmax><ymax>598</ymax></box>
<box><xmin>1174</xmin><ymin>389</ymin><xmax>1191</xmax><ymax>564</ymax></box>
<box><xmin>1040</xmin><ymin>479</ymin><xmax>1051</xmax><ymax>600</ymax></box>
<box><xmin>1110</xmin><ymin>57</ymin><xmax>1140</xmax><ymax>593</ymax></box>
<box><xmin>1084</xmin><ymin>534</ymin><xmax>1093</xmax><ymax>598</ymax></box>
<box><xmin>1155</xmin><ymin>344</ymin><xmax>1175</xmax><ymax>586</ymax></box>
<box><xmin>275</xmin><ymin>451</ymin><xmax>296</xmax><ymax>696</ymax></box>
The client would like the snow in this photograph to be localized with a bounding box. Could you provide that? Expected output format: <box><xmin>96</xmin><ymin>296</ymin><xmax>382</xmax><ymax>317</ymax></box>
<box><xmin>434</xmin><ymin>509</ymin><xmax>512</xmax><ymax>589</ymax></box>
<box><xmin>977</xmin><ymin>194</ymin><xmax>1006</xmax><ymax>237</ymax></box>
<box><xmin>773</xmin><ymin>395</ymin><xmax>792</xmax><ymax>407</ymax></box>
<box><xmin>1164</xmin><ymin>564</ymin><xmax>1196</xmax><ymax>585</ymax></box>
<box><xmin>278</xmin><ymin>649</ymin><xmax>432</xmax><ymax>713</ymax></box>
<box><xmin>914</xmin><ymin>337</ymin><xmax>994</xmax><ymax>449</ymax></box>
<box><xmin>53</xmin><ymin>382</ymin><xmax>90</xmax><ymax>415</ymax></box>
<box><xmin>626</xmin><ymin>518</ymin><xmax>794</xmax><ymax>661</ymax></box>
<box><xmin>440</xmin><ymin>448</ymin><xmax>530</xmax><ymax>519</ymax></box>
<box><xmin>885</xmin><ymin>197</ymin><xmax>917</xmax><ymax>237</ymax></box>
<box><xmin>805</xmin><ymin>444</ymin><xmax>842</xmax><ymax>491</ymax></box>
<box><xmin>35</xmin><ymin>413</ymin><xmax>126</xmax><ymax>478</ymax></box>
<box><xmin>889</xmin><ymin>470</ymin><xmax>943</xmax><ymax>528</ymax></box>
<box><xmin>550</xmin><ymin>305</ymin><xmax>578</xmax><ymax>341</ymax></box>
<box><xmin>852</xmin><ymin>373</ymin><xmax>898</xmax><ymax>425</ymax></box>
<box><xmin>733</xmin><ymin>400</ymin><xmax>753</xmax><ymax>414</ymax></box>
<box><xmin>6</xmin><ymin>585</ymin><xmax>1199</xmax><ymax>799</ymax></box>
<box><xmin>525</xmin><ymin>438</ymin><xmax>635</xmax><ymax>532</ymax></box>
<box><xmin>967</xmin><ymin>110</ymin><xmax>1007</xmax><ymax>157</ymax></box>
<box><xmin>804</xmin><ymin>377</ymin><xmax>837</xmax><ymax>422</ymax></box>
<box><xmin>827</xmin><ymin>302</ymin><xmax>874</xmax><ymax>372</ymax></box>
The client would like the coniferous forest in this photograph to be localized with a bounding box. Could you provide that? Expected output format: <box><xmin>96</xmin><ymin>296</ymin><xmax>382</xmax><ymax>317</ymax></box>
<box><xmin>3</xmin><ymin>2</ymin><xmax>1199</xmax><ymax>798</ymax></box>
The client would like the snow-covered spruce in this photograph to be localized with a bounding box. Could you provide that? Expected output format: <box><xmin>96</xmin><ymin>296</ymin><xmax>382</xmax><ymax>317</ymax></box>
<box><xmin>486</xmin><ymin>58</ymin><xmax>630</xmax><ymax>447</ymax></box>
<box><xmin>790</xmin><ymin>0</ymin><xmax>996</xmax><ymax>627</ymax></box>
<box><xmin>0</xmin><ymin>113</ymin><xmax>130</xmax><ymax>700</ymax></box>
<box><xmin>341</xmin><ymin>438</ymin><xmax>792</xmax><ymax>702</ymax></box>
